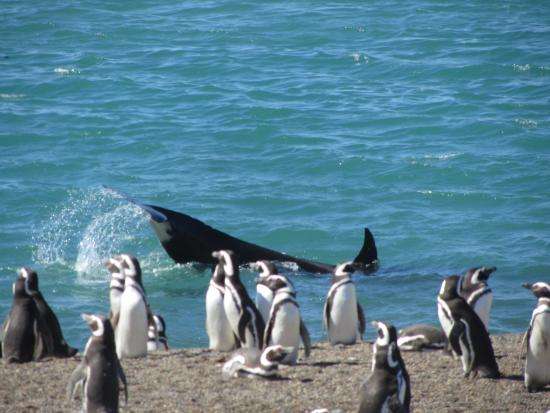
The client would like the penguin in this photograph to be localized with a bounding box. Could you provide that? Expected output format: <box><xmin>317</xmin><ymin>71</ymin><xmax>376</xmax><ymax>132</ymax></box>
<box><xmin>205</xmin><ymin>262</ymin><xmax>238</xmax><ymax>352</ymax></box>
<box><xmin>458</xmin><ymin>266</ymin><xmax>496</xmax><ymax>330</ymax></box>
<box><xmin>115</xmin><ymin>254</ymin><xmax>152</xmax><ymax>359</ymax></box>
<box><xmin>397</xmin><ymin>324</ymin><xmax>448</xmax><ymax>352</ymax></box>
<box><xmin>437</xmin><ymin>275</ymin><xmax>500</xmax><ymax>378</ymax></box>
<box><xmin>263</xmin><ymin>284</ymin><xmax>311</xmax><ymax>365</ymax></box>
<box><xmin>222</xmin><ymin>344</ymin><xmax>293</xmax><ymax>379</ymax></box>
<box><xmin>521</xmin><ymin>282</ymin><xmax>550</xmax><ymax>392</ymax></box>
<box><xmin>359</xmin><ymin>321</ymin><xmax>411</xmax><ymax>413</ymax></box>
<box><xmin>213</xmin><ymin>250</ymin><xmax>265</xmax><ymax>349</ymax></box>
<box><xmin>323</xmin><ymin>262</ymin><xmax>366</xmax><ymax>345</ymax></box>
<box><xmin>68</xmin><ymin>314</ymin><xmax>127</xmax><ymax>412</ymax></box>
<box><xmin>1</xmin><ymin>277</ymin><xmax>41</xmax><ymax>363</ymax></box>
<box><xmin>254</xmin><ymin>260</ymin><xmax>295</xmax><ymax>323</ymax></box>
<box><xmin>19</xmin><ymin>267</ymin><xmax>78</xmax><ymax>358</ymax></box>
<box><xmin>148</xmin><ymin>314</ymin><xmax>169</xmax><ymax>352</ymax></box>
<box><xmin>105</xmin><ymin>257</ymin><xmax>126</xmax><ymax>327</ymax></box>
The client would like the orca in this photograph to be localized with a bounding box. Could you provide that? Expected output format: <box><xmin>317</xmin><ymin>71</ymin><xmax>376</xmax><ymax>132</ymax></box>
<box><xmin>106</xmin><ymin>187</ymin><xmax>378</xmax><ymax>274</ymax></box>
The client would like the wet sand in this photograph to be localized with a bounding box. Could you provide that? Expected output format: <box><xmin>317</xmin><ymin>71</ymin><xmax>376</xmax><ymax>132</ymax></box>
<box><xmin>0</xmin><ymin>334</ymin><xmax>548</xmax><ymax>412</ymax></box>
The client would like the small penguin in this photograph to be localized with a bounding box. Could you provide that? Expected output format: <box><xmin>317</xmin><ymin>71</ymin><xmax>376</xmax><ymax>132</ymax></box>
<box><xmin>437</xmin><ymin>275</ymin><xmax>500</xmax><ymax>378</ymax></box>
<box><xmin>521</xmin><ymin>282</ymin><xmax>550</xmax><ymax>392</ymax></box>
<box><xmin>324</xmin><ymin>262</ymin><xmax>366</xmax><ymax>345</ymax></box>
<box><xmin>254</xmin><ymin>260</ymin><xmax>295</xmax><ymax>322</ymax></box>
<box><xmin>358</xmin><ymin>321</ymin><xmax>411</xmax><ymax>413</ymax></box>
<box><xmin>105</xmin><ymin>257</ymin><xmax>126</xmax><ymax>327</ymax></box>
<box><xmin>222</xmin><ymin>344</ymin><xmax>293</xmax><ymax>379</ymax></box>
<box><xmin>205</xmin><ymin>263</ymin><xmax>238</xmax><ymax>351</ymax></box>
<box><xmin>458</xmin><ymin>266</ymin><xmax>496</xmax><ymax>330</ymax></box>
<box><xmin>264</xmin><ymin>284</ymin><xmax>311</xmax><ymax>365</ymax></box>
<box><xmin>68</xmin><ymin>314</ymin><xmax>127</xmax><ymax>412</ymax></box>
<box><xmin>213</xmin><ymin>250</ymin><xmax>265</xmax><ymax>349</ymax></box>
<box><xmin>1</xmin><ymin>277</ymin><xmax>41</xmax><ymax>363</ymax></box>
<box><xmin>148</xmin><ymin>314</ymin><xmax>169</xmax><ymax>352</ymax></box>
<box><xmin>19</xmin><ymin>267</ymin><xmax>78</xmax><ymax>358</ymax></box>
<box><xmin>397</xmin><ymin>324</ymin><xmax>448</xmax><ymax>352</ymax></box>
<box><xmin>115</xmin><ymin>254</ymin><xmax>152</xmax><ymax>359</ymax></box>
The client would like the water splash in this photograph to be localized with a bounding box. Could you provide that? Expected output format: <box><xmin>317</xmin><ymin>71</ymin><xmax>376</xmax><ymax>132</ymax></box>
<box><xmin>33</xmin><ymin>187</ymin><xmax>150</xmax><ymax>281</ymax></box>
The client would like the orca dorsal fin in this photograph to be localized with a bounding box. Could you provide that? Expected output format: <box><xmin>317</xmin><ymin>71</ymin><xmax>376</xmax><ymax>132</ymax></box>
<box><xmin>352</xmin><ymin>228</ymin><xmax>379</xmax><ymax>274</ymax></box>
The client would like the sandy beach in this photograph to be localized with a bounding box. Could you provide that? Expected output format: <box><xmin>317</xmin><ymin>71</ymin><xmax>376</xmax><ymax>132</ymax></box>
<box><xmin>0</xmin><ymin>334</ymin><xmax>548</xmax><ymax>412</ymax></box>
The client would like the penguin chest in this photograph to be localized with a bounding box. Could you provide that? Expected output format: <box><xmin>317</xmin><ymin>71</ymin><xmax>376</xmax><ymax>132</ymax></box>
<box><xmin>328</xmin><ymin>285</ymin><xmax>358</xmax><ymax>344</ymax></box>
<box><xmin>110</xmin><ymin>290</ymin><xmax>122</xmax><ymax>317</ymax></box>
<box><xmin>526</xmin><ymin>311</ymin><xmax>550</xmax><ymax>382</ymax></box>
<box><xmin>269</xmin><ymin>304</ymin><xmax>301</xmax><ymax>347</ymax></box>
<box><xmin>206</xmin><ymin>287</ymin><xmax>235</xmax><ymax>351</ymax></box>
<box><xmin>437</xmin><ymin>299</ymin><xmax>453</xmax><ymax>338</ymax></box>
<box><xmin>471</xmin><ymin>291</ymin><xmax>493</xmax><ymax>330</ymax></box>
<box><xmin>223</xmin><ymin>287</ymin><xmax>242</xmax><ymax>332</ymax></box>
<box><xmin>116</xmin><ymin>290</ymin><xmax>148</xmax><ymax>358</ymax></box>
<box><xmin>256</xmin><ymin>285</ymin><xmax>274</xmax><ymax>323</ymax></box>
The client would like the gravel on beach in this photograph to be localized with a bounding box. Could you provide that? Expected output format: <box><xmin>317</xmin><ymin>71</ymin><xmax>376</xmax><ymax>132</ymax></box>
<box><xmin>0</xmin><ymin>334</ymin><xmax>548</xmax><ymax>412</ymax></box>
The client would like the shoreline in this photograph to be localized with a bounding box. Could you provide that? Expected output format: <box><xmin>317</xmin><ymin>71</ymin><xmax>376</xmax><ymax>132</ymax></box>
<box><xmin>1</xmin><ymin>334</ymin><xmax>547</xmax><ymax>412</ymax></box>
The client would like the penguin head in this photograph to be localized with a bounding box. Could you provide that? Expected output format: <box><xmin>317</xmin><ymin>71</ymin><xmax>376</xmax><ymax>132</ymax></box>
<box><xmin>119</xmin><ymin>254</ymin><xmax>144</xmax><ymax>286</ymax></box>
<box><xmin>18</xmin><ymin>267</ymin><xmax>39</xmax><ymax>294</ymax></box>
<box><xmin>371</xmin><ymin>321</ymin><xmax>401</xmax><ymax>370</ymax></box>
<box><xmin>522</xmin><ymin>282</ymin><xmax>550</xmax><ymax>299</ymax></box>
<box><xmin>264</xmin><ymin>275</ymin><xmax>295</xmax><ymax>294</ymax></box>
<box><xmin>105</xmin><ymin>256</ymin><xmax>125</xmax><ymax>282</ymax></box>
<box><xmin>439</xmin><ymin>275</ymin><xmax>461</xmax><ymax>300</ymax></box>
<box><xmin>260</xmin><ymin>345</ymin><xmax>293</xmax><ymax>368</ymax></box>
<box><xmin>210</xmin><ymin>263</ymin><xmax>225</xmax><ymax>284</ymax></box>
<box><xmin>212</xmin><ymin>250</ymin><xmax>239</xmax><ymax>279</ymax></box>
<box><xmin>464</xmin><ymin>266</ymin><xmax>496</xmax><ymax>286</ymax></box>
<box><xmin>82</xmin><ymin>313</ymin><xmax>115</xmax><ymax>344</ymax></box>
<box><xmin>334</xmin><ymin>261</ymin><xmax>356</xmax><ymax>277</ymax></box>
<box><xmin>253</xmin><ymin>260</ymin><xmax>278</xmax><ymax>278</ymax></box>
<box><xmin>12</xmin><ymin>278</ymin><xmax>30</xmax><ymax>299</ymax></box>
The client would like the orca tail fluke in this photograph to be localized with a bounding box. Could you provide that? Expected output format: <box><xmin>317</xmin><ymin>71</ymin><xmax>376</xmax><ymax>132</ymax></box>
<box><xmin>352</xmin><ymin>227</ymin><xmax>379</xmax><ymax>274</ymax></box>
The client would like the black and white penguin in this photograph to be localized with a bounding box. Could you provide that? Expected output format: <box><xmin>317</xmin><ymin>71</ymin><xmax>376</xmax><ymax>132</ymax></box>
<box><xmin>213</xmin><ymin>250</ymin><xmax>265</xmax><ymax>349</ymax></box>
<box><xmin>358</xmin><ymin>321</ymin><xmax>411</xmax><ymax>413</ymax></box>
<box><xmin>397</xmin><ymin>324</ymin><xmax>448</xmax><ymax>352</ymax></box>
<box><xmin>1</xmin><ymin>277</ymin><xmax>41</xmax><ymax>363</ymax></box>
<box><xmin>105</xmin><ymin>256</ymin><xmax>125</xmax><ymax>327</ymax></box>
<box><xmin>437</xmin><ymin>275</ymin><xmax>500</xmax><ymax>378</ymax></box>
<box><xmin>115</xmin><ymin>254</ymin><xmax>152</xmax><ymax>359</ymax></box>
<box><xmin>19</xmin><ymin>267</ymin><xmax>78</xmax><ymax>358</ymax></box>
<box><xmin>264</xmin><ymin>284</ymin><xmax>311</xmax><ymax>365</ymax></box>
<box><xmin>254</xmin><ymin>261</ymin><xmax>295</xmax><ymax>323</ymax></box>
<box><xmin>323</xmin><ymin>262</ymin><xmax>366</xmax><ymax>345</ymax></box>
<box><xmin>205</xmin><ymin>262</ymin><xmax>238</xmax><ymax>351</ymax></box>
<box><xmin>521</xmin><ymin>282</ymin><xmax>550</xmax><ymax>392</ymax></box>
<box><xmin>67</xmin><ymin>314</ymin><xmax>127</xmax><ymax>412</ymax></box>
<box><xmin>148</xmin><ymin>314</ymin><xmax>169</xmax><ymax>352</ymax></box>
<box><xmin>222</xmin><ymin>344</ymin><xmax>293</xmax><ymax>379</ymax></box>
<box><xmin>458</xmin><ymin>266</ymin><xmax>496</xmax><ymax>330</ymax></box>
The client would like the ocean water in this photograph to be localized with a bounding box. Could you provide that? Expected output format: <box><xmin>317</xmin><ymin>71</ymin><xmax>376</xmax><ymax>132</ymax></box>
<box><xmin>1</xmin><ymin>1</ymin><xmax>549</xmax><ymax>350</ymax></box>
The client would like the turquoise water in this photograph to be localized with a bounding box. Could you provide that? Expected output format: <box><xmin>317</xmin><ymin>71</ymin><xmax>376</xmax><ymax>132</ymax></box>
<box><xmin>1</xmin><ymin>2</ymin><xmax>549</xmax><ymax>350</ymax></box>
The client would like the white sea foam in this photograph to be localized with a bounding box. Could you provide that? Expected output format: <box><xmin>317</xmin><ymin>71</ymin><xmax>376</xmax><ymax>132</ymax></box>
<box><xmin>512</xmin><ymin>63</ymin><xmax>530</xmax><ymax>72</ymax></box>
<box><xmin>515</xmin><ymin>118</ymin><xmax>537</xmax><ymax>129</ymax></box>
<box><xmin>0</xmin><ymin>93</ymin><xmax>25</xmax><ymax>99</ymax></box>
<box><xmin>54</xmin><ymin>67</ymin><xmax>79</xmax><ymax>75</ymax></box>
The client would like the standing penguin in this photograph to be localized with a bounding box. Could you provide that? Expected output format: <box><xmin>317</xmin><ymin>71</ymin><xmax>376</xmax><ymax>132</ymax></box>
<box><xmin>522</xmin><ymin>282</ymin><xmax>550</xmax><ymax>392</ymax></box>
<box><xmin>324</xmin><ymin>262</ymin><xmax>366</xmax><ymax>345</ymax></box>
<box><xmin>458</xmin><ymin>266</ymin><xmax>496</xmax><ymax>330</ymax></box>
<box><xmin>205</xmin><ymin>263</ymin><xmax>238</xmax><ymax>351</ymax></box>
<box><xmin>115</xmin><ymin>254</ymin><xmax>152</xmax><ymax>359</ymax></box>
<box><xmin>254</xmin><ymin>261</ymin><xmax>295</xmax><ymax>323</ymax></box>
<box><xmin>148</xmin><ymin>314</ymin><xmax>169</xmax><ymax>352</ymax></box>
<box><xmin>19</xmin><ymin>267</ymin><xmax>78</xmax><ymax>358</ymax></box>
<box><xmin>437</xmin><ymin>275</ymin><xmax>500</xmax><ymax>378</ymax></box>
<box><xmin>1</xmin><ymin>277</ymin><xmax>42</xmax><ymax>363</ymax></box>
<box><xmin>68</xmin><ymin>314</ymin><xmax>127</xmax><ymax>412</ymax></box>
<box><xmin>359</xmin><ymin>321</ymin><xmax>411</xmax><ymax>413</ymax></box>
<box><xmin>105</xmin><ymin>257</ymin><xmax>125</xmax><ymax>328</ymax></box>
<box><xmin>213</xmin><ymin>250</ymin><xmax>265</xmax><ymax>349</ymax></box>
<box><xmin>264</xmin><ymin>283</ymin><xmax>311</xmax><ymax>365</ymax></box>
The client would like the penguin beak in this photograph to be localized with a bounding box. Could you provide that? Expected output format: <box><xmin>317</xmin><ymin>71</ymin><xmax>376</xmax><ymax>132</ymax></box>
<box><xmin>81</xmin><ymin>313</ymin><xmax>94</xmax><ymax>325</ymax></box>
<box><xmin>212</xmin><ymin>251</ymin><xmax>221</xmax><ymax>259</ymax></box>
<box><xmin>480</xmin><ymin>266</ymin><xmax>497</xmax><ymax>279</ymax></box>
<box><xmin>522</xmin><ymin>283</ymin><xmax>533</xmax><ymax>290</ymax></box>
<box><xmin>371</xmin><ymin>320</ymin><xmax>380</xmax><ymax>329</ymax></box>
<box><xmin>105</xmin><ymin>258</ymin><xmax>121</xmax><ymax>273</ymax></box>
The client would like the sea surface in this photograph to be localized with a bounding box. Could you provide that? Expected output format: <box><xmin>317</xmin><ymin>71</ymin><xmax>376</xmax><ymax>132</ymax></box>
<box><xmin>1</xmin><ymin>1</ymin><xmax>549</xmax><ymax>350</ymax></box>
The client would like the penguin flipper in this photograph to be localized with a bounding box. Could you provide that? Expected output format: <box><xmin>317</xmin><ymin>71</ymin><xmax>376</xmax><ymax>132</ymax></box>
<box><xmin>110</xmin><ymin>312</ymin><xmax>120</xmax><ymax>331</ymax></box>
<box><xmin>237</xmin><ymin>311</ymin><xmax>249</xmax><ymax>346</ymax></box>
<box><xmin>520</xmin><ymin>326</ymin><xmax>531</xmax><ymax>361</ymax></box>
<box><xmin>116</xmin><ymin>355</ymin><xmax>128</xmax><ymax>405</ymax></box>
<box><xmin>33</xmin><ymin>316</ymin><xmax>53</xmax><ymax>360</ymax></box>
<box><xmin>67</xmin><ymin>362</ymin><xmax>87</xmax><ymax>400</ymax></box>
<box><xmin>323</xmin><ymin>297</ymin><xmax>331</xmax><ymax>332</ymax></box>
<box><xmin>299</xmin><ymin>319</ymin><xmax>311</xmax><ymax>358</ymax></box>
<box><xmin>263</xmin><ymin>312</ymin><xmax>275</xmax><ymax>349</ymax></box>
<box><xmin>448</xmin><ymin>321</ymin><xmax>464</xmax><ymax>356</ymax></box>
<box><xmin>357</xmin><ymin>303</ymin><xmax>366</xmax><ymax>340</ymax></box>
